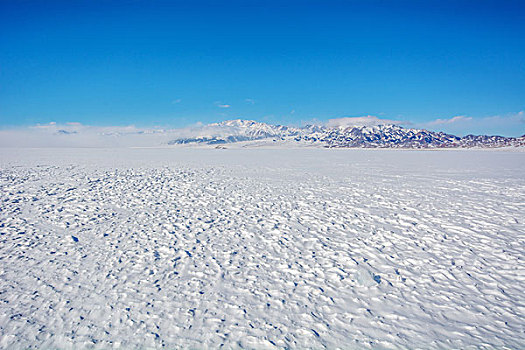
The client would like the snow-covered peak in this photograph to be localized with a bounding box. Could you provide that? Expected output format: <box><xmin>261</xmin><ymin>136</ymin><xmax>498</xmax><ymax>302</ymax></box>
<box><xmin>210</xmin><ymin>119</ymin><xmax>260</xmax><ymax>128</ymax></box>
<box><xmin>169</xmin><ymin>119</ymin><xmax>522</xmax><ymax>148</ymax></box>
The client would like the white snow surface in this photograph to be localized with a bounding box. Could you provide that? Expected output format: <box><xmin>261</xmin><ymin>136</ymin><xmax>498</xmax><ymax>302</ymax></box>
<box><xmin>0</xmin><ymin>148</ymin><xmax>524</xmax><ymax>349</ymax></box>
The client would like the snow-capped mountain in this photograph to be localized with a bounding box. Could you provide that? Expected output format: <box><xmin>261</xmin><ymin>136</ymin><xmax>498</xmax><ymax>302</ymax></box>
<box><xmin>168</xmin><ymin>119</ymin><xmax>525</xmax><ymax>148</ymax></box>
<box><xmin>169</xmin><ymin>119</ymin><xmax>301</xmax><ymax>145</ymax></box>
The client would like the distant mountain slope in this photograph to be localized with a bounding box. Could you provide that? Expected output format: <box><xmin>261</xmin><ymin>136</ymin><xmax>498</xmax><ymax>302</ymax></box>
<box><xmin>168</xmin><ymin>119</ymin><xmax>525</xmax><ymax>148</ymax></box>
<box><xmin>170</xmin><ymin>120</ymin><xmax>301</xmax><ymax>145</ymax></box>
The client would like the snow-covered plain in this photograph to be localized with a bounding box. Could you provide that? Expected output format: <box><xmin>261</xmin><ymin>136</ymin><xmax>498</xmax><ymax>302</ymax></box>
<box><xmin>0</xmin><ymin>148</ymin><xmax>524</xmax><ymax>349</ymax></box>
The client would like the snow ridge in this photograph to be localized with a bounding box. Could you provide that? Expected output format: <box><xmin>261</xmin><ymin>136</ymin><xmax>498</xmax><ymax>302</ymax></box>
<box><xmin>169</xmin><ymin>119</ymin><xmax>525</xmax><ymax>148</ymax></box>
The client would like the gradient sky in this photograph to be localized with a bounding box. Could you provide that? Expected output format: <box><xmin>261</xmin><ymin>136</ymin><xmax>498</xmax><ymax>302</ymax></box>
<box><xmin>1</xmin><ymin>0</ymin><xmax>524</xmax><ymax>135</ymax></box>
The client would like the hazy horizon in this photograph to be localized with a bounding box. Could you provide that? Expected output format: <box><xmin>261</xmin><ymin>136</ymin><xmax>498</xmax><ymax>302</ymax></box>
<box><xmin>0</xmin><ymin>115</ymin><xmax>523</xmax><ymax>149</ymax></box>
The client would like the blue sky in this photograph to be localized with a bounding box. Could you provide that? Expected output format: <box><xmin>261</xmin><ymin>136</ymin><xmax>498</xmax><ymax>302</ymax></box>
<box><xmin>1</xmin><ymin>0</ymin><xmax>524</xmax><ymax>136</ymax></box>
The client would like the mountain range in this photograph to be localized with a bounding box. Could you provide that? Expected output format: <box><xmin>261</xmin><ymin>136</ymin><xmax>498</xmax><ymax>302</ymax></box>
<box><xmin>168</xmin><ymin>119</ymin><xmax>525</xmax><ymax>148</ymax></box>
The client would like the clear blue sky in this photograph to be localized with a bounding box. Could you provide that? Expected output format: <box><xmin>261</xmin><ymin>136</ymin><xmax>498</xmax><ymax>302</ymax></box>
<box><xmin>1</xmin><ymin>0</ymin><xmax>524</xmax><ymax>135</ymax></box>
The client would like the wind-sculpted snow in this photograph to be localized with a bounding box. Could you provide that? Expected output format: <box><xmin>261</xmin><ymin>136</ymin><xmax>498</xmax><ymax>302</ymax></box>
<box><xmin>0</xmin><ymin>149</ymin><xmax>524</xmax><ymax>348</ymax></box>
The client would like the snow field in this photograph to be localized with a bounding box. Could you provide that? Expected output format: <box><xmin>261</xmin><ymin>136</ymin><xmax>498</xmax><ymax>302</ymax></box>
<box><xmin>0</xmin><ymin>148</ymin><xmax>524</xmax><ymax>348</ymax></box>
